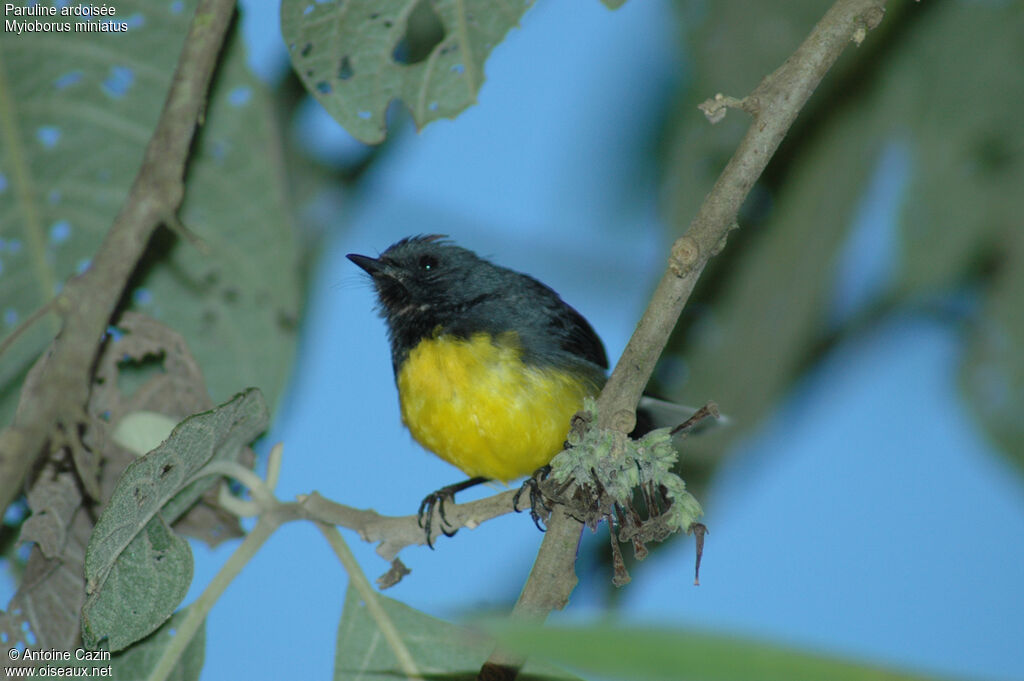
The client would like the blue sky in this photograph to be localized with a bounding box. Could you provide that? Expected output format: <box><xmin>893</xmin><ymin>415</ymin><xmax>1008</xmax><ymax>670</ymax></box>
<box><xmin>187</xmin><ymin>1</ymin><xmax>1024</xmax><ymax>679</ymax></box>
<box><xmin>4</xmin><ymin>1</ymin><xmax>1022</xmax><ymax>680</ymax></box>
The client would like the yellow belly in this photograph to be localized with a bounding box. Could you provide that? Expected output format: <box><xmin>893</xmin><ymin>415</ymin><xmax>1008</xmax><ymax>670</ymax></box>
<box><xmin>396</xmin><ymin>333</ymin><xmax>596</xmax><ymax>482</ymax></box>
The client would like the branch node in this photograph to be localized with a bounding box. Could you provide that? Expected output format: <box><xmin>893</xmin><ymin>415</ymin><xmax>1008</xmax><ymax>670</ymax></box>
<box><xmin>863</xmin><ymin>5</ymin><xmax>886</xmax><ymax>30</ymax></box>
<box><xmin>853</xmin><ymin>6</ymin><xmax>885</xmax><ymax>45</ymax></box>
<box><xmin>669</xmin><ymin>236</ymin><xmax>701</xmax><ymax>277</ymax></box>
<box><xmin>711</xmin><ymin>222</ymin><xmax>738</xmax><ymax>257</ymax></box>
<box><xmin>698</xmin><ymin>92</ymin><xmax>752</xmax><ymax>124</ymax></box>
<box><xmin>609</xmin><ymin>408</ymin><xmax>636</xmax><ymax>435</ymax></box>
<box><xmin>164</xmin><ymin>212</ymin><xmax>211</xmax><ymax>255</ymax></box>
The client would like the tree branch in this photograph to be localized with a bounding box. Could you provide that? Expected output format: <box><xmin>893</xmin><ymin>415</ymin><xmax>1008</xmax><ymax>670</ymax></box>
<box><xmin>479</xmin><ymin>1</ymin><xmax>889</xmax><ymax>679</ymax></box>
<box><xmin>0</xmin><ymin>0</ymin><xmax>238</xmax><ymax>516</ymax></box>
<box><xmin>300</xmin><ymin>490</ymin><xmax>521</xmax><ymax>565</ymax></box>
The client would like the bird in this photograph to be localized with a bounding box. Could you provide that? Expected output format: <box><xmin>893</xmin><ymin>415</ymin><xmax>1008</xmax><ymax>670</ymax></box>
<box><xmin>347</xmin><ymin>235</ymin><xmax>702</xmax><ymax>544</ymax></box>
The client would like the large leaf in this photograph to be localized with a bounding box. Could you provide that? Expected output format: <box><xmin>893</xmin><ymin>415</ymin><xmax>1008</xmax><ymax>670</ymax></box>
<box><xmin>81</xmin><ymin>514</ymin><xmax>193</xmax><ymax>653</ymax></box>
<box><xmin>81</xmin><ymin>389</ymin><xmax>268</xmax><ymax>651</ymax></box>
<box><xmin>0</xmin><ymin>1</ymin><xmax>190</xmax><ymax>429</ymax></box>
<box><xmin>135</xmin><ymin>26</ymin><xmax>302</xmax><ymax>410</ymax></box>
<box><xmin>281</xmin><ymin>0</ymin><xmax>535</xmax><ymax>144</ymax></box>
<box><xmin>0</xmin><ymin>1</ymin><xmax>300</xmax><ymax>432</ymax></box>
<box><xmin>74</xmin><ymin>607</ymin><xmax>206</xmax><ymax>681</ymax></box>
<box><xmin>488</xmin><ymin>622</ymin><xmax>956</xmax><ymax>681</ymax></box>
<box><xmin>335</xmin><ymin>584</ymin><xmax>582</xmax><ymax>681</ymax></box>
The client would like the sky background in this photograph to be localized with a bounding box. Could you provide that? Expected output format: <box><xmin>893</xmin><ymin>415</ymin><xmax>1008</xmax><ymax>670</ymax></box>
<box><xmin>5</xmin><ymin>1</ymin><xmax>1023</xmax><ymax>679</ymax></box>
<box><xmin>203</xmin><ymin>1</ymin><xmax>1024</xmax><ymax>679</ymax></box>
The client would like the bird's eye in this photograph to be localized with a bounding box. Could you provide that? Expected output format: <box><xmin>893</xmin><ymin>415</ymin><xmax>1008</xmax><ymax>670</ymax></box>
<box><xmin>418</xmin><ymin>254</ymin><xmax>439</xmax><ymax>271</ymax></box>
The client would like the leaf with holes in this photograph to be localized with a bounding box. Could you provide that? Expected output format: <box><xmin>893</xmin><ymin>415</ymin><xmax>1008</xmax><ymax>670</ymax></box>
<box><xmin>0</xmin><ymin>1</ymin><xmax>301</xmax><ymax>432</ymax></box>
<box><xmin>0</xmin><ymin>1</ymin><xmax>191</xmax><ymax>430</ymax></box>
<box><xmin>81</xmin><ymin>515</ymin><xmax>192</xmax><ymax>652</ymax></box>
<box><xmin>81</xmin><ymin>389</ymin><xmax>268</xmax><ymax>651</ymax></box>
<box><xmin>281</xmin><ymin>0</ymin><xmax>535</xmax><ymax>144</ymax></box>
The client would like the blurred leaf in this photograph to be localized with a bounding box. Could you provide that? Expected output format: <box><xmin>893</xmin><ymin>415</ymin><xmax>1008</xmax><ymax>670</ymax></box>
<box><xmin>112</xmin><ymin>410</ymin><xmax>179</xmax><ymax>457</ymax></box>
<box><xmin>81</xmin><ymin>389</ymin><xmax>268</xmax><ymax>651</ymax></box>
<box><xmin>19</xmin><ymin>458</ymin><xmax>83</xmax><ymax>560</ymax></box>
<box><xmin>0</xmin><ymin>0</ymin><xmax>191</xmax><ymax>430</ymax></box>
<box><xmin>281</xmin><ymin>0</ymin><xmax>535</xmax><ymax>144</ymax></box>
<box><xmin>888</xmin><ymin>4</ymin><xmax>1024</xmax><ymax>294</ymax></box>
<box><xmin>663</xmin><ymin>0</ymin><xmax>826</xmax><ymax>237</ymax></box>
<box><xmin>664</xmin><ymin>1</ymin><xmax>1024</xmax><ymax>476</ymax></box>
<box><xmin>675</xmin><ymin>76</ymin><xmax>880</xmax><ymax>463</ymax></box>
<box><xmin>661</xmin><ymin>0</ymin><xmax>871</xmax><ymax>463</ymax></box>
<box><xmin>880</xmin><ymin>3</ymin><xmax>1024</xmax><ymax>471</ymax></box>
<box><xmin>488</xmin><ymin>621</ymin><xmax>955</xmax><ymax>681</ymax></box>
<box><xmin>961</xmin><ymin>231</ymin><xmax>1024</xmax><ymax>473</ymax></box>
<box><xmin>335</xmin><ymin>584</ymin><xmax>582</xmax><ymax>681</ymax></box>
<box><xmin>671</xmin><ymin>0</ymin><xmax>880</xmax><ymax>458</ymax></box>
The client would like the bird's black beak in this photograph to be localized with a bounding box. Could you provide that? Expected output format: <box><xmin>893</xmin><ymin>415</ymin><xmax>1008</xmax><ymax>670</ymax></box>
<box><xmin>346</xmin><ymin>253</ymin><xmax>384</xmax><ymax>276</ymax></box>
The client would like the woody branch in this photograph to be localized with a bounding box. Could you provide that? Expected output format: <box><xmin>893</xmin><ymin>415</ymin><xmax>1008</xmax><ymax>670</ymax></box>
<box><xmin>478</xmin><ymin>1</ymin><xmax>890</xmax><ymax>679</ymax></box>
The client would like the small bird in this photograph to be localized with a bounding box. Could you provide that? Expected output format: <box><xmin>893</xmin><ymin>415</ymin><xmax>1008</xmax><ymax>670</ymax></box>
<box><xmin>348</xmin><ymin>235</ymin><xmax>702</xmax><ymax>541</ymax></box>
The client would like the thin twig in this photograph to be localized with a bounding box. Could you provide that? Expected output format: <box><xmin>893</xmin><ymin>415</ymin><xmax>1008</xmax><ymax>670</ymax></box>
<box><xmin>478</xmin><ymin>1</ymin><xmax>890</xmax><ymax>679</ymax></box>
<box><xmin>0</xmin><ymin>0</ymin><xmax>238</xmax><ymax>516</ymax></box>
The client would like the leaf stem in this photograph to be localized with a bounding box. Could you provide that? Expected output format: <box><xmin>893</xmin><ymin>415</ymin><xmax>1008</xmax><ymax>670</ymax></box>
<box><xmin>147</xmin><ymin>507</ymin><xmax>294</xmax><ymax>681</ymax></box>
<box><xmin>315</xmin><ymin>523</ymin><xmax>425</xmax><ymax>681</ymax></box>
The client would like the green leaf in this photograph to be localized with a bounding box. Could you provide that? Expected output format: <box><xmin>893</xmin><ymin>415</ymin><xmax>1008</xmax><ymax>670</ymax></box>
<box><xmin>81</xmin><ymin>388</ymin><xmax>268</xmax><ymax>651</ymax></box>
<box><xmin>488</xmin><ymin>622</ymin><xmax>957</xmax><ymax>681</ymax></box>
<box><xmin>281</xmin><ymin>0</ymin><xmax>536</xmax><ymax>144</ymax></box>
<box><xmin>0</xmin><ymin>2</ymin><xmax>301</xmax><ymax>429</ymax></box>
<box><xmin>75</xmin><ymin>607</ymin><xmax>207</xmax><ymax>681</ymax></box>
<box><xmin>887</xmin><ymin>4</ymin><xmax>1024</xmax><ymax>294</ymax></box>
<box><xmin>335</xmin><ymin>585</ymin><xmax>582</xmax><ymax>681</ymax></box>
<box><xmin>137</xmin><ymin>27</ymin><xmax>302</xmax><ymax>410</ymax></box>
<box><xmin>667</xmin><ymin>2</ymin><xmax>1024</xmax><ymax>480</ymax></box>
<box><xmin>0</xmin><ymin>1</ymin><xmax>192</xmax><ymax>429</ymax></box>
<box><xmin>81</xmin><ymin>515</ymin><xmax>192</xmax><ymax>653</ymax></box>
